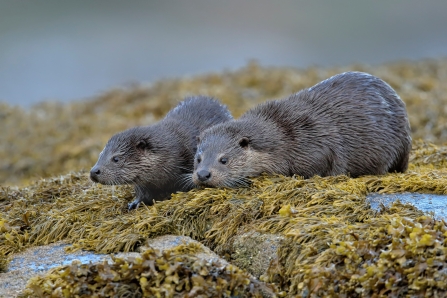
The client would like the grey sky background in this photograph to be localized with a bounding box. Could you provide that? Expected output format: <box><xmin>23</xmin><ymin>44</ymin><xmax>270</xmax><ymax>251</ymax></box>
<box><xmin>1</xmin><ymin>0</ymin><xmax>446</xmax><ymax>106</ymax></box>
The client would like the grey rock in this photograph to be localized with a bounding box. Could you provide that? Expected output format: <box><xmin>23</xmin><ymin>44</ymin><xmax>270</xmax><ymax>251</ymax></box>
<box><xmin>0</xmin><ymin>242</ymin><xmax>110</xmax><ymax>298</ymax></box>
<box><xmin>367</xmin><ymin>192</ymin><xmax>447</xmax><ymax>220</ymax></box>
<box><xmin>0</xmin><ymin>236</ymin><xmax>232</xmax><ymax>298</ymax></box>
<box><xmin>142</xmin><ymin>234</ymin><xmax>227</xmax><ymax>265</ymax></box>
<box><xmin>231</xmin><ymin>231</ymin><xmax>284</xmax><ymax>278</ymax></box>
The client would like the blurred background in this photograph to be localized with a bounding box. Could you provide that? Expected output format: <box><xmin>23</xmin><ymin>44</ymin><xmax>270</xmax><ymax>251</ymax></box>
<box><xmin>1</xmin><ymin>0</ymin><xmax>447</xmax><ymax>107</ymax></box>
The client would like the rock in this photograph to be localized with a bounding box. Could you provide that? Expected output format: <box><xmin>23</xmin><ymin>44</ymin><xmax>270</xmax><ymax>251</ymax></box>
<box><xmin>0</xmin><ymin>242</ymin><xmax>110</xmax><ymax>298</ymax></box>
<box><xmin>367</xmin><ymin>192</ymin><xmax>447</xmax><ymax>219</ymax></box>
<box><xmin>1</xmin><ymin>235</ymin><xmax>259</xmax><ymax>298</ymax></box>
<box><xmin>143</xmin><ymin>234</ymin><xmax>228</xmax><ymax>265</ymax></box>
<box><xmin>231</xmin><ymin>231</ymin><xmax>284</xmax><ymax>278</ymax></box>
<box><xmin>18</xmin><ymin>236</ymin><xmax>275</xmax><ymax>298</ymax></box>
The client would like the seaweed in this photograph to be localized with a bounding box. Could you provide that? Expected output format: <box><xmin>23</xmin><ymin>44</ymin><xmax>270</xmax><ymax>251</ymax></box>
<box><xmin>268</xmin><ymin>215</ymin><xmax>447</xmax><ymax>297</ymax></box>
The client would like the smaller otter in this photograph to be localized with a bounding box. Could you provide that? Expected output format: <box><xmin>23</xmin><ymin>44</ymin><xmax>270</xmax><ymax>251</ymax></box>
<box><xmin>192</xmin><ymin>71</ymin><xmax>412</xmax><ymax>188</ymax></box>
<box><xmin>90</xmin><ymin>96</ymin><xmax>232</xmax><ymax>209</ymax></box>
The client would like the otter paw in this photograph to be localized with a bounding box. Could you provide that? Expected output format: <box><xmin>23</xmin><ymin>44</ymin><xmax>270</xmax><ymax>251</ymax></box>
<box><xmin>127</xmin><ymin>199</ymin><xmax>141</xmax><ymax>211</ymax></box>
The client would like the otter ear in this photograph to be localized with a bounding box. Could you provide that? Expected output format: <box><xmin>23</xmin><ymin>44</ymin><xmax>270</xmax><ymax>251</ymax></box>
<box><xmin>136</xmin><ymin>140</ymin><xmax>151</xmax><ymax>151</ymax></box>
<box><xmin>239</xmin><ymin>137</ymin><xmax>249</xmax><ymax>148</ymax></box>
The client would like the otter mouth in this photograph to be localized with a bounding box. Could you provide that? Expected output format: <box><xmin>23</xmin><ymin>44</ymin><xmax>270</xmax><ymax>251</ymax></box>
<box><xmin>91</xmin><ymin>179</ymin><xmax>127</xmax><ymax>186</ymax></box>
<box><xmin>89</xmin><ymin>170</ymin><xmax>130</xmax><ymax>186</ymax></box>
<box><xmin>194</xmin><ymin>177</ymin><xmax>252</xmax><ymax>189</ymax></box>
<box><xmin>224</xmin><ymin>177</ymin><xmax>252</xmax><ymax>188</ymax></box>
<box><xmin>191</xmin><ymin>179</ymin><xmax>213</xmax><ymax>188</ymax></box>
<box><xmin>198</xmin><ymin>181</ymin><xmax>219</xmax><ymax>188</ymax></box>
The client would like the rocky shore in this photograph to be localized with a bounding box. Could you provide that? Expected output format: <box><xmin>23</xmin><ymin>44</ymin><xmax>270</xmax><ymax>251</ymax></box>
<box><xmin>1</xmin><ymin>58</ymin><xmax>447</xmax><ymax>297</ymax></box>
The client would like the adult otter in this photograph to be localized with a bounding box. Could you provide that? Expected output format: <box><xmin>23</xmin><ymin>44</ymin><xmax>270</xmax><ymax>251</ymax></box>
<box><xmin>90</xmin><ymin>96</ymin><xmax>232</xmax><ymax>209</ymax></box>
<box><xmin>192</xmin><ymin>71</ymin><xmax>411</xmax><ymax>188</ymax></box>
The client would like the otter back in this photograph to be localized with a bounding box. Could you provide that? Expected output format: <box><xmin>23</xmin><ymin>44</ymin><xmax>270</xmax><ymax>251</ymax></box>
<box><xmin>193</xmin><ymin>71</ymin><xmax>411</xmax><ymax>188</ymax></box>
<box><xmin>90</xmin><ymin>96</ymin><xmax>233</xmax><ymax>209</ymax></box>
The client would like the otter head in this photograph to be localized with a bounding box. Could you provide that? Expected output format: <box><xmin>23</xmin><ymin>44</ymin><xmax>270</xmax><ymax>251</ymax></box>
<box><xmin>192</xmin><ymin>123</ymin><xmax>261</xmax><ymax>188</ymax></box>
<box><xmin>90</xmin><ymin>127</ymin><xmax>160</xmax><ymax>186</ymax></box>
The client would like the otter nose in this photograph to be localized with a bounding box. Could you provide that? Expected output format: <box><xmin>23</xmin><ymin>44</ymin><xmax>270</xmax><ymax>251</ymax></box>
<box><xmin>197</xmin><ymin>170</ymin><xmax>211</xmax><ymax>182</ymax></box>
<box><xmin>90</xmin><ymin>166</ymin><xmax>101</xmax><ymax>182</ymax></box>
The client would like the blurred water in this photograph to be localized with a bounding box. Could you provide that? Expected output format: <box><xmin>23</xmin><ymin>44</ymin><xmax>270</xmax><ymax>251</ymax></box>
<box><xmin>1</xmin><ymin>0</ymin><xmax>446</xmax><ymax>106</ymax></box>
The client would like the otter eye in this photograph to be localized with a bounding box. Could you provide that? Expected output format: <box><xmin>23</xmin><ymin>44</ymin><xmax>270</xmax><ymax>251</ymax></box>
<box><xmin>112</xmin><ymin>156</ymin><xmax>120</xmax><ymax>163</ymax></box>
<box><xmin>197</xmin><ymin>157</ymin><xmax>202</xmax><ymax>164</ymax></box>
<box><xmin>219</xmin><ymin>157</ymin><xmax>228</xmax><ymax>165</ymax></box>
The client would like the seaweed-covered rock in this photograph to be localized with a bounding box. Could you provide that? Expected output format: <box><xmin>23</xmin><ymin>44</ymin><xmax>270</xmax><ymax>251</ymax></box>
<box><xmin>0</xmin><ymin>242</ymin><xmax>110</xmax><ymax>297</ymax></box>
<box><xmin>21</xmin><ymin>242</ymin><xmax>275</xmax><ymax>298</ymax></box>
<box><xmin>1</xmin><ymin>236</ymin><xmax>224</xmax><ymax>297</ymax></box>
<box><xmin>1</xmin><ymin>59</ymin><xmax>447</xmax><ymax>296</ymax></box>
<box><xmin>367</xmin><ymin>192</ymin><xmax>447</xmax><ymax>220</ymax></box>
<box><xmin>1</xmin><ymin>141</ymin><xmax>447</xmax><ymax>296</ymax></box>
<box><xmin>268</xmin><ymin>216</ymin><xmax>447</xmax><ymax>297</ymax></box>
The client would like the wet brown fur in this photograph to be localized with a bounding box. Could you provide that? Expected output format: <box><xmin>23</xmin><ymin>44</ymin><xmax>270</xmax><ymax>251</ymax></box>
<box><xmin>90</xmin><ymin>96</ymin><xmax>232</xmax><ymax>209</ymax></box>
<box><xmin>193</xmin><ymin>71</ymin><xmax>412</xmax><ymax>188</ymax></box>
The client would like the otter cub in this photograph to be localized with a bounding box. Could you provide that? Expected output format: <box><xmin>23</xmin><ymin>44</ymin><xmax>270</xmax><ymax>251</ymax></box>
<box><xmin>193</xmin><ymin>71</ymin><xmax>411</xmax><ymax>188</ymax></box>
<box><xmin>90</xmin><ymin>96</ymin><xmax>232</xmax><ymax>209</ymax></box>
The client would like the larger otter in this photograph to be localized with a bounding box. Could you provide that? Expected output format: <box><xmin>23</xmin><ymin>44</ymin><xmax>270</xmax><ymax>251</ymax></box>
<box><xmin>90</xmin><ymin>96</ymin><xmax>232</xmax><ymax>209</ymax></box>
<box><xmin>193</xmin><ymin>71</ymin><xmax>411</xmax><ymax>188</ymax></box>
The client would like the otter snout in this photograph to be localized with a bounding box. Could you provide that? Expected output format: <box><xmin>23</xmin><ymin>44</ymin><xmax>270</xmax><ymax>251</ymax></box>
<box><xmin>90</xmin><ymin>166</ymin><xmax>101</xmax><ymax>183</ymax></box>
<box><xmin>197</xmin><ymin>170</ymin><xmax>211</xmax><ymax>182</ymax></box>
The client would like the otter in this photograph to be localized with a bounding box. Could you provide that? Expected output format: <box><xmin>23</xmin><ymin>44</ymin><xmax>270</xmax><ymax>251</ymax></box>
<box><xmin>90</xmin><ymin>96</ymin><xmax>232</xmax><ymax>210</ymax></box>
<box><xmin>192</xmin><ymin>71</ymin><xmax>411</xmax><ymax>188</ymax></box>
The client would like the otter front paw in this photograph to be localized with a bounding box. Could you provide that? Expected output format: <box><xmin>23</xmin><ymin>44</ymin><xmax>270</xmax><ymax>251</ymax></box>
<box><xmin>128</xmin><ymin>198</ymin><xmax>141</xmax><ymax>211</ymax></box>
<box><xmin>128</xmin><ymin>196</ymin><xmax>156</xmax><ymax>210</ymax></box>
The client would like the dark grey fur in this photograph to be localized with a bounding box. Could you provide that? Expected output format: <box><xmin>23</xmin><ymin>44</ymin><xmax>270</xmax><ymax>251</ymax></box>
<box><xmin>193</xmin><ymin>71</ymin><xmax>412</xmax><ymax>188</ymax></box>
<box><xmin>90</xmin><ymin>96</ymin><xmax>233</xmax><ymax>209</ymax></box>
